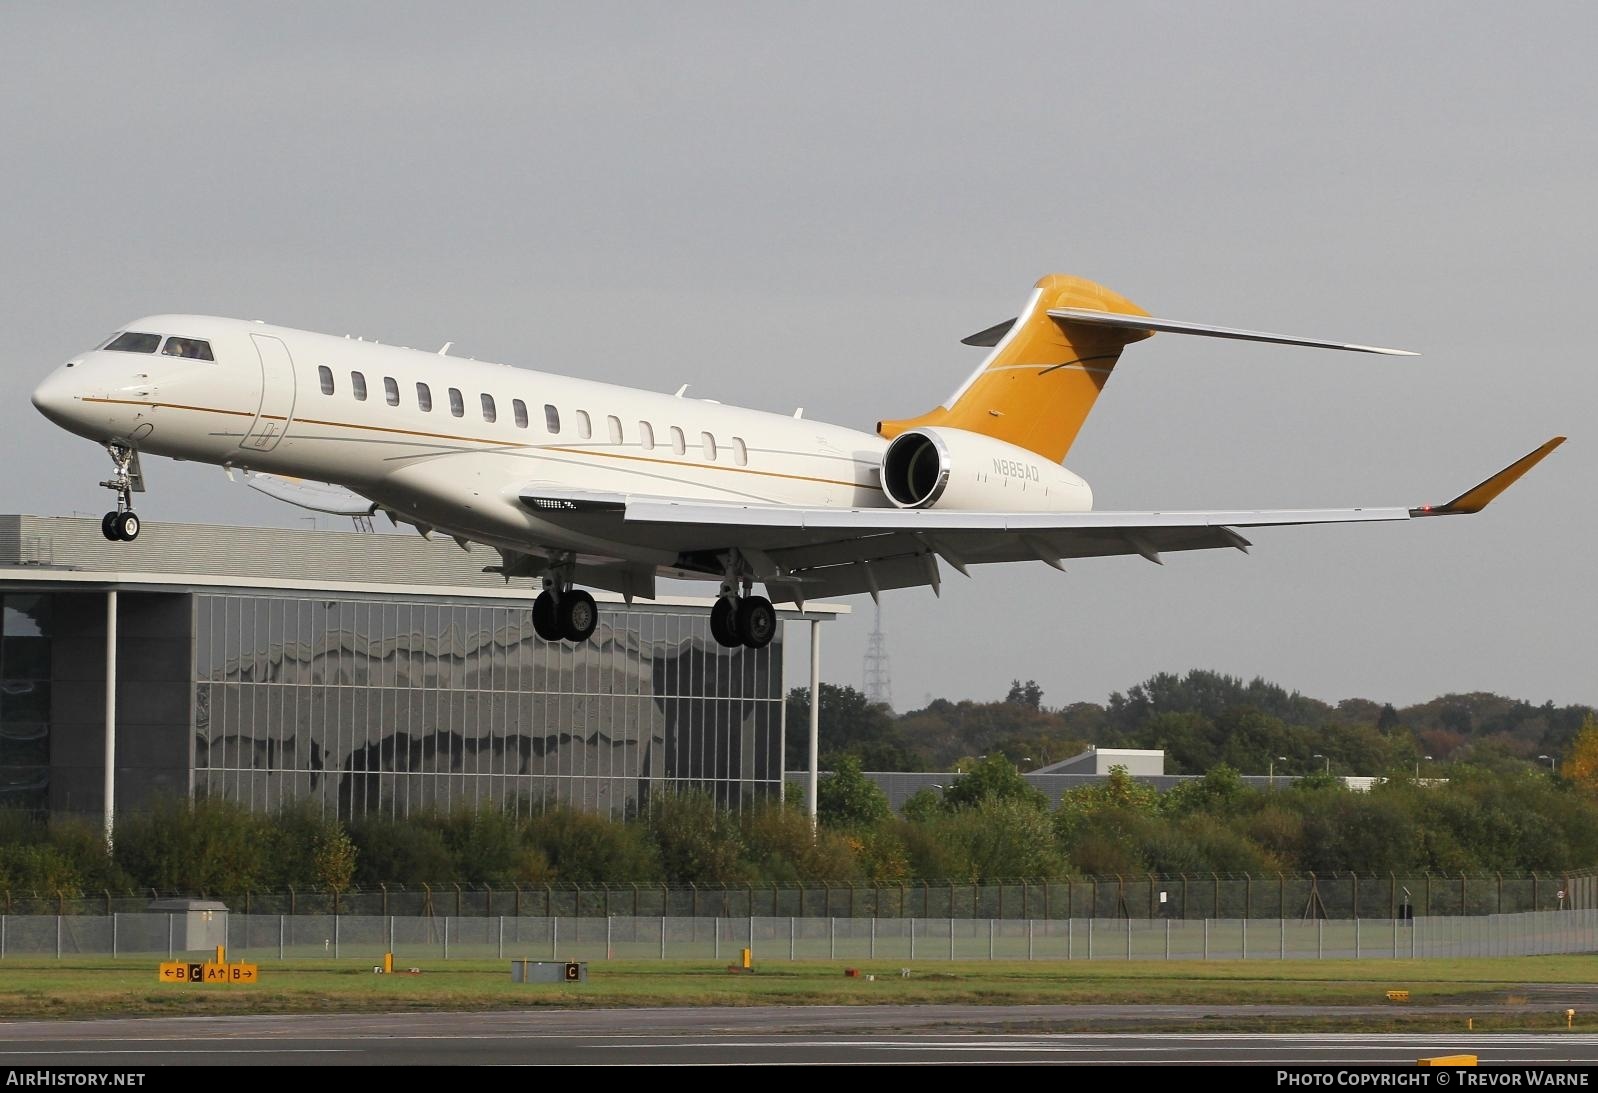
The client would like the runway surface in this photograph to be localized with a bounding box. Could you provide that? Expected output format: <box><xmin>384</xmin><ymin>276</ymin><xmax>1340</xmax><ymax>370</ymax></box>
<box><xmin>4</xmin><ymin>1006</ymin><xmax>1598</xmax><ymax>1066</ymax></box>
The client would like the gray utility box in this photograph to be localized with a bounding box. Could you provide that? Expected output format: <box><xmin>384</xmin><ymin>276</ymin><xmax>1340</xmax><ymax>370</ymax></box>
<box><xmin>511</xmin><ymin>960</ymin><xmax>587</xmax><ymax>983</ymax></box>
<box><xmin>148</xmin><ymin>899</ymin><xmax>228</xmax><ymax>951</ymax></box>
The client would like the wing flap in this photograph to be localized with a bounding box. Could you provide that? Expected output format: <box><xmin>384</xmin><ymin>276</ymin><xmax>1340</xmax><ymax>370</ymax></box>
<box><xmin>624</xmin><ymin>498</ymin><xmax>1413</xmax><ymax>535</ymax></box>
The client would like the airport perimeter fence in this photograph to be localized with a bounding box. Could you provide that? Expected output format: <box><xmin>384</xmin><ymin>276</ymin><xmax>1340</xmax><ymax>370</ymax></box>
<box><xmin>9</xmin><ymin>869</ymin><xmax>1597</xmax><ymax>920</ymax></box>
<box><xmin>3</xmin><ymin>909</ymin><xmax>1598</xmax><ymax>963</ymax></box>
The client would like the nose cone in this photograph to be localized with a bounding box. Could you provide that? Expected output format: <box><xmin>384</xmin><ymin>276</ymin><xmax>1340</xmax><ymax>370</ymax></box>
<box><xmin>32</xmin><ymin>367</ymin><xmax>83</xmax><ymax>431</ymax></box>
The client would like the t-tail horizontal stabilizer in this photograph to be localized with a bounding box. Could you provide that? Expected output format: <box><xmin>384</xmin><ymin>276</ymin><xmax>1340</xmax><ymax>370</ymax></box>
<box><xmin>1045</xmin><ymin>308</ymin><xmax>1418</xmax><ymax>356</ymax></box>
<box><xmin>1410</xmin><ymin>437</ymin><xmax>1566</xmax><ymax>517</ymax></box>
<box><xmin>960</xmin><ymin>311</ymin><xmax>1418</xmax><ymax>356</ymax></box>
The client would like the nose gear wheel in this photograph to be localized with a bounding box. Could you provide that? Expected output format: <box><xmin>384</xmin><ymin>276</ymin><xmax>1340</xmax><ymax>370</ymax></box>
<box><xmin>99</xmin><ymin>444</ymin><xmax>142</xmax><ymax>541</ymax></box>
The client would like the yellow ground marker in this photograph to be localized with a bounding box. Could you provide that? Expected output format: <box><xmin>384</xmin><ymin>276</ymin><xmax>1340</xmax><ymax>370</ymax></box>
<box><xmin>157</xmin><ymin>960</ymin><xmax>258</xmax><ymax>984</ymax></box>
<box><xmin>1418</xmin><ymin>1055</ymin><xmax>1477</xmax><ymax>1066</ymax></box>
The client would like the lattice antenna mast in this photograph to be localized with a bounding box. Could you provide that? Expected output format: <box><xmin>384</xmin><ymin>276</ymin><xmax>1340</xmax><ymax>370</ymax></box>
<box><xmin>862</xmin><ymin>604</ymin><xmax>893</xmax><ymax>710</ymax></box>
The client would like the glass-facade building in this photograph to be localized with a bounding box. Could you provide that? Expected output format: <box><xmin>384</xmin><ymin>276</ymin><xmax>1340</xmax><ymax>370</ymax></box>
<box><xmin>0</xmin><ymin>514</ymin><xmax>821</xmax><ymax>824</ymax></box>
<box><xmin>0</xmin><ymin>593</ymin><xmax>51</xmax><ymax>811</ymax></box>
<box><xmin>194</xmin><ymin>593</ymin><xmax>783</xmax><ymax>820</ymax></box>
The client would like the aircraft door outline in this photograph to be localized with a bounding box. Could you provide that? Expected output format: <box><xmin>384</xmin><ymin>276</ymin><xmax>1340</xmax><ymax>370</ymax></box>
<box><xmin>242</xmin><ymin>333</ymin><xmax>297</xmax><ymax>451</ymax></box>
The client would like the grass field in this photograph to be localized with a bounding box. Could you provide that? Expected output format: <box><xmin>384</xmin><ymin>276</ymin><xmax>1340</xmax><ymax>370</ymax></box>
<box><xmin>4</xmin><ymin>955</ymin><xmax>1598</xmax><ymax>1030</ymax></box>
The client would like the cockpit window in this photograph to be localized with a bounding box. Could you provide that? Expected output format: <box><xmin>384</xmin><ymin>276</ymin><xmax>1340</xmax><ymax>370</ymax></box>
<box><xmin>161</xmin><ymin>337</ymin><xmax>214</xmax><ymax>361</ymax></box>
<box><xmin>104</xmin><ymin>332</ymin><xmax>161</xmax><ymax>354</ymax></box>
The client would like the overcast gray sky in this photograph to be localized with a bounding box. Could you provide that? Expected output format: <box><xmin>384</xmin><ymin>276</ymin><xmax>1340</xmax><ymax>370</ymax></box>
<box><xmin>3</xmin><ymin>2</ymin><xmax>1592</xmax><ymax>712</ymax></box>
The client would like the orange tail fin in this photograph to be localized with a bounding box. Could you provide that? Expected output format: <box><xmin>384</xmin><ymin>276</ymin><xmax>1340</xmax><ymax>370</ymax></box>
<box><xmin>878</xmin><ymin>274</ymin><xmax>1151</xmax><ymax>464</ymax></box>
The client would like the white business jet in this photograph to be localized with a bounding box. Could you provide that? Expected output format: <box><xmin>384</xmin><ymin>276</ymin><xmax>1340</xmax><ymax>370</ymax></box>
<box><xmin>32</xmin><ymin>274</ymin><xmax>1563</xmax><ymax>649</ymax></box>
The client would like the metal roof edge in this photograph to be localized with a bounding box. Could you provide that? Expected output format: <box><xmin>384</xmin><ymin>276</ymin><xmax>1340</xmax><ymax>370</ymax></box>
<box><xmin>0</xmin><ymin>564</ymin><xmax>849</xmax><ymax>617</ymax></box>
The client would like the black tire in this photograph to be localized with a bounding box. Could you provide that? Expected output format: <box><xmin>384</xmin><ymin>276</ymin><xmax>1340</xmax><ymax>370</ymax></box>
<box><xmin>558</xmin><ymin>589</ymin><xmax>598</xmax><ymax>643</ymax></box>
<box><xmin>735</xmin><ymin>595</ymin><xmax>776</xmax><ymax>649</ymax></box>
<box><xmin>101</xmin><ymin>512</ymin><xmax>119</xmax><ymax>541</ymax></box>
<box><xmin>114</xmin><ymin>511</ymin><xmax>140</xmax><ymax>541</ymax></box>
<box><xmin>531</xmin><ymin>590</ymin><xmax>563</xmax><ymax>642</ymax></box>
<box><xmin>709</xmin><ymin>596</ymin><xmax>740</xmax><ymax>648</ymax></box>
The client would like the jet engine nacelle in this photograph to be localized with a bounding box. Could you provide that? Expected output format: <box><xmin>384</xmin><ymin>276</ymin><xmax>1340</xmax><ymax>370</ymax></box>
<box><xmin>879</xmin><ymin>426</ymin><xmax>1093</xmax><ymax>512</ymax></box>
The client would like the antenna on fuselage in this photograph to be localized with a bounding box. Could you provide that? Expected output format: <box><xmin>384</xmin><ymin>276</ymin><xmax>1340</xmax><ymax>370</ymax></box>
<box><xmin>438</xmin><ymin>342</ymin><xmax>453</xmax><ymax>355</ymax></box>
<box><xmin>674</xmin><ymin>384</ymin><xmax>689</xmax><ymax>397</ymax></box>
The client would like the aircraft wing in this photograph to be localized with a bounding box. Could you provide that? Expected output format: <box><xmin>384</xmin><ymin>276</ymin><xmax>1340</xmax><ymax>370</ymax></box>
<box><xmin>616</xmin><ymin>437</ymin><xmax>1565</xmax><ymax>604</ymax></box>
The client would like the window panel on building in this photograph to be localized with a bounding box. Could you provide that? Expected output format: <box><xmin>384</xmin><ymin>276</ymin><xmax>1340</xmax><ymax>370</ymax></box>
<box><xmin>159</xmin><ymin>587</ymin><xmax>785</xmax><ymax>821</ymax></box>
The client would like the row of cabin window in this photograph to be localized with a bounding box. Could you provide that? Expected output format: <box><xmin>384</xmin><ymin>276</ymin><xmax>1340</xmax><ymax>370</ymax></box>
<box><xmin>316</xmin><ymin>365</ymin><xmax>749</xmax><ymax>465</ymax></box>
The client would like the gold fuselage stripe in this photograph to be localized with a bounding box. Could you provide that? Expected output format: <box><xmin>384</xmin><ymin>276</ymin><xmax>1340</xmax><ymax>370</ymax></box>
<box><xmin>81</xmin><ymin>396</ymin><xmax>877</xmax><ymax>492</ymax></box>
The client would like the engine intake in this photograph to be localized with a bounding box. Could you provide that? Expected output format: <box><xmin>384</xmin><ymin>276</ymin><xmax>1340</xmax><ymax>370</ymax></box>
<box><xmin>878</xmin><ymin>427</ymin><xmax>1092</xmax><ymax>512</ymax></box>
<box><xmin>882</xmin><ymin>430</ymin><xmax>950</xmax><ymax>508</ymax></box>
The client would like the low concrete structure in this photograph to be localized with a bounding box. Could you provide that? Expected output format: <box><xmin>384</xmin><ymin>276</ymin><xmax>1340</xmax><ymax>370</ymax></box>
<box><xmin>147</xmin><ymin>898</ymin><xmax>228</xmax><ymax>951</ymax></box>
<box><xmin>1037</xmin><ymin>746</ymin><xmax>1166</xmax><ymax>776</ymax></box>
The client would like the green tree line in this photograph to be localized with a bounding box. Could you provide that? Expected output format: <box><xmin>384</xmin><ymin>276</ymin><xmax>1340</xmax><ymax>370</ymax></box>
<box><xmin>4</xmin><ymin>672</ymin><xmax>1594</xmax><ymax>897</ymax></box>
<box><xmin>787</xmin><ymin>670</ymin><xmax>1596</xmax><ymax>777</ymax></box>
<box><xmin>6</xmin><ymin>745</ymin><xmax>1598</xmax><ymax>895</ymax></box>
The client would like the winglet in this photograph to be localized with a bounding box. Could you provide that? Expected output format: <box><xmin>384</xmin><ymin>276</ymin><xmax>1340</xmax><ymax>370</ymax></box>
<box><xmin>1411</xmin><ymin>437</ymin><xmax>1566</xmax><ymax>516</ymax></box>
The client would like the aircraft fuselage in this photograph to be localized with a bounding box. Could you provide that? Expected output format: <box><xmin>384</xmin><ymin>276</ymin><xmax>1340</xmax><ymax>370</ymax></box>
<box><xmin>34</xmin><ymin>314</ymin><xmax>975</xmax><ymax>563</ymax></box>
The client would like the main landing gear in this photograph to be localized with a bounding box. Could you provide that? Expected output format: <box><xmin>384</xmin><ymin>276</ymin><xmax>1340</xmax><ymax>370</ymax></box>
<box><xmin>99</xmin><ymin>443</ymin><xmax>140</xmax><ymax>542</ymax></box>
<box><xmin>710</xmin><ymin>590</ymin><xmax>776</xmax><ymax>650</ymax></box>
<box><xmin>531</xmin><ymin>563</ymin><xmax>598</xmax><ymax>644</ymax></box>
<box><xmin>525</xmin><ymin>555</ymin><xmax>776</xmax><ymax>650</ymax></box>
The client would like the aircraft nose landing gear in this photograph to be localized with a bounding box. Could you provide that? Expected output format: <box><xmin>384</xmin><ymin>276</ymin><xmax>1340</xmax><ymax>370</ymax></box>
<box><xmin>99</xmin><ymin>443</ymin><xmax>142</xmax><ymax>542</ymax></box>
<box><xmin>101</xmin><ymin>510</ymin><xmax>139</xmax><ymax>542</ymax></box>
